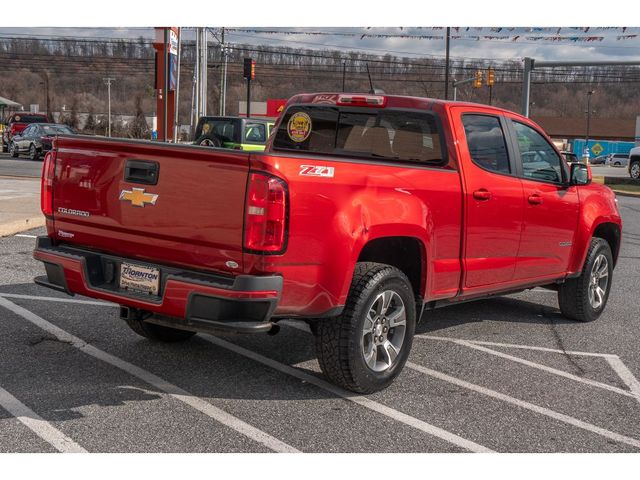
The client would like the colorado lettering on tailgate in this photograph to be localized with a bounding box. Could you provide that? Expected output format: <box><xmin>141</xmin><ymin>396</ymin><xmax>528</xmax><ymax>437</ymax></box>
<box><xmin>34</xmin><ymin>92</ymin><xmax>622</xmax><ymax>394</ymax></box>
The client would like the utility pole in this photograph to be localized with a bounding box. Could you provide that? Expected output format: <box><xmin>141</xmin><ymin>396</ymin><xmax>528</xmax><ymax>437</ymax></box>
<box><xmin>444</xmin><ymin>27</ymin><xmax>451</xmax><ymax>100</ymax></box>
<box><xmin>219</xmin><ymin>27</ymin><xmax>225</xmax><ymax>116</ymax></box>
<box><xmin>103</xmin><ymin>77</ymin><xmax>115</xmax><ymax>137</ymax></box>
<box><xmin>39</xmin><ymin>72</ymin><xmax>50</xmax><ymax>120</ymax></box>
<box><xmin>342</xmin><ymin>61</ymin><xmax>346</xmax><ymax>92</ymax></box>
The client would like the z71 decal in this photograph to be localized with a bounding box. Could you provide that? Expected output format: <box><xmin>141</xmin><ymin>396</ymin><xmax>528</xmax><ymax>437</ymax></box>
<box><xmin>299</xmin><ymin>165</ymin><xmax>335</xmax><ymax>178</ymax></box>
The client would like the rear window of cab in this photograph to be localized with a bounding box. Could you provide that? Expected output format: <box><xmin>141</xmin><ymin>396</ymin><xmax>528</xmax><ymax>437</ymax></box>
<box><xmin>273</xmin><ymin>105</ymin><xmax>449</xmax><ymax>168</ymax></box>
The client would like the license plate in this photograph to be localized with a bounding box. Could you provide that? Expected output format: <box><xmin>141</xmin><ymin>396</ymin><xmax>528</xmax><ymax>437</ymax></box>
<box><xmin>119</xmin><ymin>262</ymin><xmax>160</xmax><ymax>296</ymax></box>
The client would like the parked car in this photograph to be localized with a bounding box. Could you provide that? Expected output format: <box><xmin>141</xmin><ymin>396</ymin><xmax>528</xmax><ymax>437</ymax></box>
<box><xmin>9</xmin><ymin>123</ymin><xmax>75</xmax><ymax>160</ymax></box>
<box><xmin>628</xmin><ymin>146</ymin><xmax>640</xmax><ymax>180</ymax></box>
<box><xmin>1</xmin><ymin>113</ymin><xmax>49</xmax><ymax>153</ymax></box>
<box><xmin>589</xmin><ymin>155</ymin><xmax>608</xmax><ymax>165</ymax></box>
<box><xmin>193</xmin><ymin>116</ymin><xmax>274</xmax><ymax>151</ymax></box>
<box><xmin>33</xmin><ymin>93</ymin><xmax>621</xmax><ymax>393</ymax></box>
<box><xmin>607</xmin><ymin>153</ymin><xmax>629</xmax><ymax>167</ymax></box>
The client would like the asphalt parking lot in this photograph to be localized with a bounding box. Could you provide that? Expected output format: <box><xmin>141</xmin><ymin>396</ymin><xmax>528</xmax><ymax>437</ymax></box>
<box><xmin>0</xmin><ymin>196</ymin><xmax>639</xmax><ymax>453</ymax></box>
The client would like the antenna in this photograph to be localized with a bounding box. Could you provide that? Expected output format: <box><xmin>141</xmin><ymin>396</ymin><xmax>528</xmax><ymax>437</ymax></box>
<box><xmin>366</xmin><ymin>63</ymin><xmax>375</xmax><ymax>94</ymax></box>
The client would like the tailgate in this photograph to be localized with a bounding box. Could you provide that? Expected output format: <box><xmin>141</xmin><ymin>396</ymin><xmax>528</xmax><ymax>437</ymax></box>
<box><xmin>51</xmin><ymin>136</ymin><xmax>249</xmax><ymax>274</ymax></box>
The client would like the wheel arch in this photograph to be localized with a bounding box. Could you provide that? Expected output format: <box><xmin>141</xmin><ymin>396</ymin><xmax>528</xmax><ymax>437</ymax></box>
<box><xmin>592</xmin><ymin>222</ymin><xmax>621</xmax><ymax>266</ymax></box>
<box><xmin>356</xmin><ymin>236</ymin><xmax>427</xmax><ymax>303</ymax></box>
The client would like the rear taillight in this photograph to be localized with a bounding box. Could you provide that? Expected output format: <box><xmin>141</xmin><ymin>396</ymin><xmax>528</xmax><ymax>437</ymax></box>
<box><xmin>41</xmin><ymin>149</ymin><xmax>56</xmax><ymax>217</ymax></box>
<box><xmin>244</xmin><ymin>172</ymin><xmax>288</xmax><ymax>254</ymax></box>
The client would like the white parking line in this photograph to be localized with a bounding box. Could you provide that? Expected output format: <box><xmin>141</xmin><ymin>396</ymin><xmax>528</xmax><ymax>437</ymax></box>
<box><xmin>201</xmin><ymin>334</ymin><xmax>493</xmax><ymax>453</ymax></box>
<box><xmin>14</xmin><ymin>234</ymin><xmax>37</xmax><ymax>239</ymax></box>
<box><xmin>407</xmin><ymin>362</ymin><xmax>640</xmax><ymax>450</ymax></box>
<box><xmin>284</xmin><ymin>321</ymin><xmax>640</xmax><ymax>449</ymax></box>
<box><xmin>418</xmin><ymin>334</ymin><xmax>640</xmax><ymax>404</ymax></box>
<box><xmin>0</xmin><ymin>385</ymin><xmax>87</xmax><ymax>453</ymax></box>
<box><xmin>0</xmin><ymin>293</ymin><xmax>115</xmax><ymax>307</ymax></box>
<box><xmin>452</xmin><ymin>339</ymin><xmax>635</xmax><ymax>398</ymax></box>
<box><xmin>419</xmin><ymin>335</ymin><xmax>618</xmax><ymax>358</ymax></box>
<box><xmin>0</xmin><ymin>297</ymin><xmax>298</xmax><ymax>453</ymax></box>
<box><xmin>605</xmin><ymin>357</ymin><xmax>640</xmax><ymax>405</ymax></box>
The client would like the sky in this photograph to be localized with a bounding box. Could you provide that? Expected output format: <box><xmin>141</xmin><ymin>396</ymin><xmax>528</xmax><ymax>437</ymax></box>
<box><xmin>1</xmin><ymin>27</ymin><xmax>639</xmax><ymax>63</ymax></box>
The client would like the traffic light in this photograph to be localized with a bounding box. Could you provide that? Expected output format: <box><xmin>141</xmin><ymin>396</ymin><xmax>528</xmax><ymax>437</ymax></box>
<box><xmin>473</xmin><ymin>70</ymin><xmax>483</xmax><ymax>88</ymax></box>
<box><xmin>487</xmin><ymin>67</ymin><xmax>495</xmax><ymax>86</ymax></box>
<box><xmin>243</xmin><ymin>58</ymin><xmax>255</xmax><ymax>80</ymax></box>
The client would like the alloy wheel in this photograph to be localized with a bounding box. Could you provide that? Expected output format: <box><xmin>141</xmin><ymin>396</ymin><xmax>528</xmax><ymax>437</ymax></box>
<box><xmin>361</xmin><ymin>290</ymin><xmax>407</xmax><ymax>372</ymax></box>
<box><xmin>588</xmin><ymin>254</ymin><xmax>609</xmax><ymax>309</ymax></box>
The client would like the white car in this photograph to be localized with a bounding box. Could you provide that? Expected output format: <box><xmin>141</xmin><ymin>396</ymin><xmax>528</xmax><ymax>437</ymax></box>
<box><xmin>607</xmin><ymin>153</ymin><xmax>629</xmax><ymax>167</ymax></box>
<box><xmin>629</xmin><ymin>147</ymin><xmax>640</xmax><ymax>180</ymax></box>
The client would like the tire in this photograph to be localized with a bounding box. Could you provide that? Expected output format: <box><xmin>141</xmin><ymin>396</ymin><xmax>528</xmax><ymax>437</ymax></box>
<box><xmin>29</xmin><ymin>144</ymin><xmax>39</xmax><ymax>161</ymax></box>
<box><xmin>124</xmin><ymin>316</ymin><xmax>196</xmax><ymax>342</ymax></box>
<box><xmin>195</xmin><ymin>135</ymin><xmax>222</xmax><ymax>148</ymax></box>
<box><xmin>558</xmin><ymin>238</ymin><xmax>613</xmax><ymax>322</ymax></box>
<box><xmin>9</xmin><ymin>142</ymin><xmax>18</xmax><ymax>158</ymax></box>
<box><xmin>630</xmin><ymin>161</ymin><xmax>640</xmax><ymax>180</ymax></box>
<box><xmin>315</xmin><ymin>262</ymin><xmax>416</xmax><ymax>393</ymax></box>
<box><xmin>1</xmin><ymin>142</ymin><xmax>7</xmax><ymax>153</ymax></box>
<box><xmin>614</xmin><ymin>161</ymin><xmax>621</xmax><ymax>167</ymax></box>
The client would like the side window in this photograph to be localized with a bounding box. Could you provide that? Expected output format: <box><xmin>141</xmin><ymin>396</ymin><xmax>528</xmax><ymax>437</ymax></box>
<box><xmin>244</xmin><ymin>123</ymin><xmax>266</xmax><ymax>143</ymax></box>
<box><xmin>462</xmin><ymin>115</ymin><xmax>510</xmax><ymax>174</ymax></box>
<box><xmin>512</xmin><ymin>121</ymin><xmax>563</xmax><ymax>183</ymax></box>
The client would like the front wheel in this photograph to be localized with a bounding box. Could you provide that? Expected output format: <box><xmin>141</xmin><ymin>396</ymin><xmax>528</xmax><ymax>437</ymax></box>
<box><xmin>315</xmin><ymin>262</ymin><xmax>416</xmax><ymax>393</ymax></box>
<box><xmin>558</xmin><ymin>238</ymin><xmax>613</xmax><ymax>322</ymax></box>
<box><xmin>630</xmin><ymin>161</ymin><xmax>640</xmax><ymax>180</ymax></box>
<box><xmin>9</xmin><ymin>142</ymin><xmax>18</xmax><ymax>157</ymax></box>
<box><xmin>29</xmin><ymin>144</ymin><xmax>39</xmax><ymax>161</ymax></box>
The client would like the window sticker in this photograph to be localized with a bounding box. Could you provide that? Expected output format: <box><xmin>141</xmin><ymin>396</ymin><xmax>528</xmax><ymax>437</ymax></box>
<box><xmin>287</xmin><ymin>112</ymin><xmax>312</xmax><ymax>143</ymax></box>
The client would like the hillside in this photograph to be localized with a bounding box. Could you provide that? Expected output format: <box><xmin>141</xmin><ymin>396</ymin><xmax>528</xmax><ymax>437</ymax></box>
<box><xmin>2</xmin><ymin>35</ymin><xmax>639</xmax><ymax>137</ymax></box>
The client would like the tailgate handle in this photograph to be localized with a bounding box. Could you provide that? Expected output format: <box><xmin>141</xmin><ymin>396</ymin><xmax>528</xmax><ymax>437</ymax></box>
<box><xmin>125</xmin><ymin>160</ymin><xmax>159</xmax><ymax>185</ymax></box>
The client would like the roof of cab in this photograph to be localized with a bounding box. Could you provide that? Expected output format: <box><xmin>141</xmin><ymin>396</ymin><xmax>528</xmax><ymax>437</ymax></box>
<box><xmin>286</xmin><ymin>92</ymin><xmax>527</xmax><ymax>121</ymax></box>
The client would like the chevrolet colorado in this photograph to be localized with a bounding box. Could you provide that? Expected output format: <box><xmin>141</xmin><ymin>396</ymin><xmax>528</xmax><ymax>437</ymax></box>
<box><xmin>34</xmin><ymin>93</ymin><xmax>622</xmax><ymax>393</ymax></box>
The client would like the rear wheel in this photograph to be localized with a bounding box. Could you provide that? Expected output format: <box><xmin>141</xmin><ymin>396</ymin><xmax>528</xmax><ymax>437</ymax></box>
<box><xmin>558</xmin><ymin>238</ymin><xmax>613</xmax><ymax>322</ymax></box>
<box><xmin>125</xmin><ymin>316</ymin><xmax>196</xmax><ymax>342</ymax></box>
<box><xmin>315</xmin><ymin>262</ymin><xmax>416</xmax><ymax>393</ymax></box>
<box><xmin>630</xmin><ymin>161</ymin><xmax>640</xmax><ymax>180</ymax></box>
<box><xmin>9</xmin><ymin>142</ymin><xmax>18</xmax><ymax>157</ymax></box>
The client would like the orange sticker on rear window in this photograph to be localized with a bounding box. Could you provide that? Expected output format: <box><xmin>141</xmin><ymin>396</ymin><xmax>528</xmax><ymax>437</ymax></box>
<box><xmin>287</xmin><ymin>112</ymin><xmax>312</xmax><ymax>143</ymax></box>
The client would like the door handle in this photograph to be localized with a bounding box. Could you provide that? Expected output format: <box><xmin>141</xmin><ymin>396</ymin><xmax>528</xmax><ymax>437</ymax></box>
<box><xmin>124</xmin><ymin>159</ymin><xmax>159</xmax><ymax>185</ymax></box>
<box><xmin>528</xmin><ymin>194</ymin><xmax>543</xmax><ymax>205</ymax></box>
<box><xmin>473</xmin><ymin>189</ymin><xmax>492</xmax><ymax>201</ymax></box>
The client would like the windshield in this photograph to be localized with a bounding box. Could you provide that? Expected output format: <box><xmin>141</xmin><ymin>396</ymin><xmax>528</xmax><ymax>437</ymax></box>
<box><xmin>41</xmin><ymin>125</ymin><xmax>74</xmax><ymax>135</ymax></box>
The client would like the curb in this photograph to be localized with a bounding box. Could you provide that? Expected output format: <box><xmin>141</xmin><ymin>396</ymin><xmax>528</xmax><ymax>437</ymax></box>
<box><xmin>0</xmin><ymin>216</ymin><xmax>45</xmax><ymax>238</ymax></box>
<box><xmin>612</xmin><ymin>190</ymin><xmax>640</xmax><ymax>199</ymax></box>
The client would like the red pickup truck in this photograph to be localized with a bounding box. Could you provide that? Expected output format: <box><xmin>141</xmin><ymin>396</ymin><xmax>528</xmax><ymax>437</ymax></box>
<box><xmin>34</xmin><ymin>93</ymin><xmax>622</xmax><ymax>393</ymax></box>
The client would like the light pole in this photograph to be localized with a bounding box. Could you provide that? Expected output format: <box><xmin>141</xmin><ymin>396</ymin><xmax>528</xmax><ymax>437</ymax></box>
<box><xmin>103</xmin><ymin>77</ymin><xmax>115</xmax><ymax>137</ymax></box>
<box><xmin>444</xmin><ymin>27</ymin><xmax>451</xmax><ymax>100</ymax></box>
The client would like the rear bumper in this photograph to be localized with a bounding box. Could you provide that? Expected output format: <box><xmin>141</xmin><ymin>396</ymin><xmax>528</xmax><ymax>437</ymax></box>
<box><xmin>33</xmin><ymin>237</ymin><xmax>282</xmax><ymax>334</ymax></box>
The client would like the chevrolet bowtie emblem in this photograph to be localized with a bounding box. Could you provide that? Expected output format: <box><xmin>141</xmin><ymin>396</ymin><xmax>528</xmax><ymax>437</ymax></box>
<box><xmin>119</xmin><ymin>188</ymin><xmax>159</xmax><ymax>207</ymax></box>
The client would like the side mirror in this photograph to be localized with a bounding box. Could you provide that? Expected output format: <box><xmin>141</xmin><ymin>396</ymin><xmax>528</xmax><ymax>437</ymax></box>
<box><xmin>570</xmin><ymin>162</ymin><xmax>591</xmax><ymax>186</ymax></box>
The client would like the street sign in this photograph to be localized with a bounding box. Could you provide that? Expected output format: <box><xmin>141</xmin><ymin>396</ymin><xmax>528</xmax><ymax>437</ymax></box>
<box><xmin>591</xmin><ymin>143</ymin><xmax>604</xmax><ymax>156</ymax></box>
